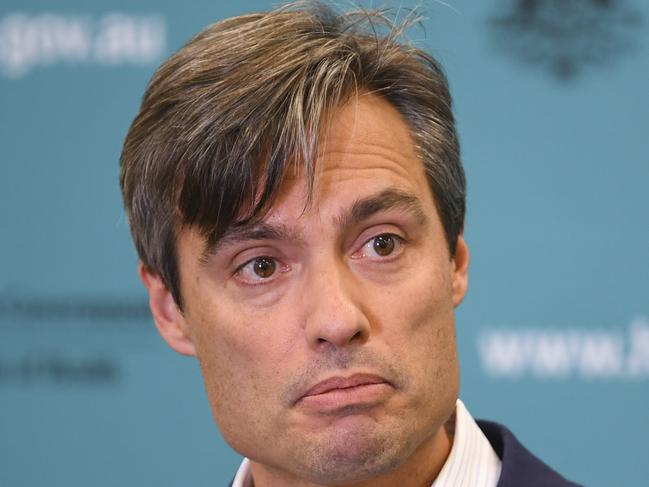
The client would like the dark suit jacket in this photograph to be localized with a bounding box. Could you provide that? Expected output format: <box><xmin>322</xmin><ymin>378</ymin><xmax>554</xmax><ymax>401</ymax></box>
<box><xmin>477</xmin><ymin>420</ymin><xmax>583</xmax><ymax>487</ymax></box>
<box><xmin>228</xmin><ymin>420</ymin><xmax>584</xmax><ymax>486</ymax></box>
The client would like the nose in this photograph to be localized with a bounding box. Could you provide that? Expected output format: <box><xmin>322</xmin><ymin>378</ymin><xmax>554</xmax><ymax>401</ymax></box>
<box><xmin>303</xmin><ymin>263</ymin><xmax>371</xmax><ymax>351</ymax></box>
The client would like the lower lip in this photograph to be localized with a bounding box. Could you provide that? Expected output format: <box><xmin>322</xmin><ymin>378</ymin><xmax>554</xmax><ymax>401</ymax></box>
<box><xmin>299</xmin><ymin>383</ymin><xmax>392</xmax><ymax>412</ymax></box>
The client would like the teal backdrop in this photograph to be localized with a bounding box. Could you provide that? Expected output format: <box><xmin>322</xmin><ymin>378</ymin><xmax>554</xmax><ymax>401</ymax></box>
<box><xmin>1</xmin><ymin>1</ymin><xmax>647</xmax><ymax>486</ymax></box>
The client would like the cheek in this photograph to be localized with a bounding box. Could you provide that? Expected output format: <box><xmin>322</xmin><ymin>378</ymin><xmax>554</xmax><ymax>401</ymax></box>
<box><xmin>370</xmin><ymin>262</ymin><xmax>458</xmax><ymax>386</ymax></box>
<box><xmin>377</xmin><ymin>259</ymin><xmax>455</xmax><ymax>334</ymax></box>
<box><xmin>185</xmin><ymin>296</ymin><xmax>294</xmax><ymax>449</ymax></box>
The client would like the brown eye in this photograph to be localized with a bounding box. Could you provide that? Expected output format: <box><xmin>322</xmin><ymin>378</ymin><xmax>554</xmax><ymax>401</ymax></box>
<box><xmin>372</xmin><ymin>234</ymin><xmax>395</xmax><ymax>256</ymax></box>
<box><xmin>253</xmin><ymin>257</ymin><xmax>276</xmax><ymax>278</ymax></box>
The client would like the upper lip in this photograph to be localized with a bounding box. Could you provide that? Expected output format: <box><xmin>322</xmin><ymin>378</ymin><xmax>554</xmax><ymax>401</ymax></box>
<box><xmin>300</xmin><ymin>373</ymin><xmax>389</xmax><ymax>399</ymax></box>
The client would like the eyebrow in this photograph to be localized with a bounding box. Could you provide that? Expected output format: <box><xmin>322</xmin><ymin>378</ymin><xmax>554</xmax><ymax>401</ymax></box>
<box><xmin>202</xmin><ymin>187</ymin><xmax>427</xmax><ymax>262</ymax></box>
<box><xmin>338</xmin><ymin>187</ymin><xmax>428</xmax><ymax>230</ymax></box>
<box><xmin>201</xmin><ymin>222</ymin><xmax>303</xmax><ymax>262</ymax></box>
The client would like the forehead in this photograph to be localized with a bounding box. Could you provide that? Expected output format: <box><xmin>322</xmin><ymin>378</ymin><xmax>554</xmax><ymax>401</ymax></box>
<box><xmin>187</xmin><ymin>94</ymin><xmax>438</xmax><ymax>258</ymax></box>
<box><xmin>277</xmin><ymin>93</ymin><xmax>432</xmax><ymax>214</ymax></box>
<box><xmin>185</xmin><ymin>94</ymin><xmax>441</xmax><ymax>262</ymax></box>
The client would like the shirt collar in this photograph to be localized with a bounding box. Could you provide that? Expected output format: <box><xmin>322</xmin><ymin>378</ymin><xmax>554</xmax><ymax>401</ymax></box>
<box><xmin>231</xmin><ymin>399</ymin><xmax>501</xmax><ymax>487</ymax></box>
<box><xmin>231</xmin><ymin>457</ymin><xmax>251</xmax><ymax>487</ymax></box>
<box><xmin>431</xmin><ymin>399</ymin><xmax>501</xmax><ymax>487</ymax></box>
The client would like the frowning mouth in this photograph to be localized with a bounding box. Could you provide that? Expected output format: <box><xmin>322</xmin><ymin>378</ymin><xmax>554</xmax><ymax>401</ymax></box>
<box><xmin>298</xmin><ymin>373</ymin><xmax>393</xmax><ymax>412</ymax></box>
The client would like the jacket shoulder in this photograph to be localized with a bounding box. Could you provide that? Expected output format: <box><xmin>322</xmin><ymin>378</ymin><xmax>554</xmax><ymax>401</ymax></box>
<box><xmin>477</xmin><ymin>420</ymin><xmax>584</xmax><ymax>487</ymax></box>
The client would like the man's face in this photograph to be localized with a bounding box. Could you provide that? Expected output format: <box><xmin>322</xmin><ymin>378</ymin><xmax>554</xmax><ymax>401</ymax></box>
<box><xmin>146</xmin><ymin>94</ymin><xmax>469</xmax><ymax>484</ymax></box>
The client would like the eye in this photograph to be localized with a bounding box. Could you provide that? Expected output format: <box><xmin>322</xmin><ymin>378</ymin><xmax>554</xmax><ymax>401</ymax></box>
<box><xmin>372</xmin><ymin>234</ymin><xmax>395</xmax><ymax>256</ymax></box>
<box><xmin>237</xmin><ymin>256</ymin><xmax>278</xmax><ymax>281</ymax></box>
<box><xmin>356</xmin><ymin>233</ymin><xmax>403</xmax><ymax>259</ymax></box>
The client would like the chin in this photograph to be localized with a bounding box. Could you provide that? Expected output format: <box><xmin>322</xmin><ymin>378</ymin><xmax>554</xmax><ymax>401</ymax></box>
<box><xmin>290</xmin><ymin>422</ymin><xmax>417</xmax><ymax>485</ymax></box>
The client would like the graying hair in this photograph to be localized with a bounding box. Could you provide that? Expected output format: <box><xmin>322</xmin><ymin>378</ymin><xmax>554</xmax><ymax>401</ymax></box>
<box><xmin>120</xmin><ymin>1</ymin><xmax>465</xmax><ymax>308</ymax></box>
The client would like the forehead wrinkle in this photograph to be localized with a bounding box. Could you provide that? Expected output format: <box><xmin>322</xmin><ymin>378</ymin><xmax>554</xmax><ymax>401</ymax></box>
<box><xmin>336</xmin><ymin>187</ymin><xmax>428</xmax><ymax>231</ymax></box>
<box><xmin>322</xmin><ymin>114</ymin><xmax>419</xmax><ymax>154</ymax></box>
<box><xmin>316</xmin><ymin>147</ymin><xmax>420</xmax><ymax>184</ymax></box>
<box><xmin>319</xmin><ymin>147</ymin><xmax>416</xmax><ymax>169</ymax></box>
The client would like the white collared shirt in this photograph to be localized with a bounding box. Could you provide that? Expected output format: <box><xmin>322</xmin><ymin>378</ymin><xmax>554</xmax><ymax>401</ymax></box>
<box><xmin>231</xmin><ymin>399</ymin><xmax>501</xmax><ymax>487</ymax></box>
<box><xmin>431</xmin><ymin>400</ymin><xmax>501</xmax><ymax>487</ymax></box>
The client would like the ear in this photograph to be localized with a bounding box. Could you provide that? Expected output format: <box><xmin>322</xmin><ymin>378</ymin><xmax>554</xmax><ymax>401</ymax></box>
<box><xmin>451</xmin><ymin>235</ymin><xmax>469</xmax><ymax>307</ymax></box>
<box><xmin>139</xmin><ymin>262</ymin><xmax>197</xmax><ymax>357</ymax></box>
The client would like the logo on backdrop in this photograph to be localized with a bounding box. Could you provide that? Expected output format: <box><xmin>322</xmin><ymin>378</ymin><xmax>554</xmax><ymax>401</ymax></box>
<box><xmin>489</xmin><ymin>0</ymin><xmax>644</xmax><ymax>80</ymax></box>
<box><xmin>479</xmin><ymin>315</ymin><xmax>649</xmax><ymax>380</ymax></box>
<box><xmin>0</xmin><ymin>292</ymin><xmax>150</xmax><ymax>323</ymax></box>
<box><xmin>0</xmin><ymin>12</ymin><xmax>166</xmax><ymax>79</ymax></box>
<box><xmin>0</xmin><ymin>292</ymin><xmax>150</xmax><ymax>385</ymax></box>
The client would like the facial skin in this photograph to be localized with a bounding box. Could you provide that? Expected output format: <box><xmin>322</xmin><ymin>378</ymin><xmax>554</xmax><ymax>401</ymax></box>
<box><xmin>141</xmin><ymin>94</ymin><xmax>469</xmax><ymax>487</ymax></box>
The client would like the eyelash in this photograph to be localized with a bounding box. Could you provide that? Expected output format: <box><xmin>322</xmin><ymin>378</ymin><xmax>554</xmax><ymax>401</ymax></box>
<box><xmin>234</xmin><ymin>256</ymin><xmax>287</xmax><ymax>285</ymax></box>
<box><xmin>353</xmin><ymin>233</ymin><xmax>405</xmax><ymax>261</ymax></box>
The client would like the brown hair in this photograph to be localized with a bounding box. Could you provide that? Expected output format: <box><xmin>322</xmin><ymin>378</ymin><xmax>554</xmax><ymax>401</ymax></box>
<box><xmin>120</xmin><ymin>2</ymin><xmax>465</xmax><ymax>308</ymax></box>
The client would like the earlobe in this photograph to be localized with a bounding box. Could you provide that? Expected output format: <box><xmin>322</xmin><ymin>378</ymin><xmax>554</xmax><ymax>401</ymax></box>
<box><xmin>451</xmin><ymin>236</ymin><xmax>469</xmax><ymax>307</ymax></box>
<box><xmin>138</xmin><ymin>262</ymin><xmax>197</xmax><ymax>357</ymax></box>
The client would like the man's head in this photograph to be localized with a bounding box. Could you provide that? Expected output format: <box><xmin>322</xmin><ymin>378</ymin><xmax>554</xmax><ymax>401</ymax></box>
<box><xmin>120</xmin><ymin>2</ymin><xmax>468</xmax><ymax>484</ymax></box>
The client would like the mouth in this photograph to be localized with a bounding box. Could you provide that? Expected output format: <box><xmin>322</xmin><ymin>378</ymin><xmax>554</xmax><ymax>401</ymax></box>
<box><xmin>298</xmin><ymin>373</ymin><xmax>393</xmax><ymax>412</ymax></box>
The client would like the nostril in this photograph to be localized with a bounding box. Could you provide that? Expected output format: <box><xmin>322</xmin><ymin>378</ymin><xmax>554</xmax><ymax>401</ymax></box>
<box><xmin>351</xmin><ymin>330</ymin><xmax>363</xmax><ymax>341</ymax></box>
<box><xmin>315</xmin><ymin>329</ymin><xmax>364</xmax><ymax>346</ymax></box>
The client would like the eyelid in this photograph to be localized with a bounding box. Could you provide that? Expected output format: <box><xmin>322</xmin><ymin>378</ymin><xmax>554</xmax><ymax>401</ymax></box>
<box><xmin>233</xmin><ymin>255</ymin><xmax>290</xmax><ymax>286</ymax></box>
<box><xmin>354</xmin><ymin>219</ymin><xmax>408</xmax><ymax>241</ymax></box>
<box><xmin>235</xmin><ymin>257</ymin><xmax>274</xmax><ymax>283</ymax></box>
<box><xmin>351</xmin><ymin>232</ymin><xmax>406</xmax><ymax>260</ymax></box>
<box><xmin>229</xmin><ymin>244</ymin><xmax>280</xmax><ymax>273</ymax></box>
